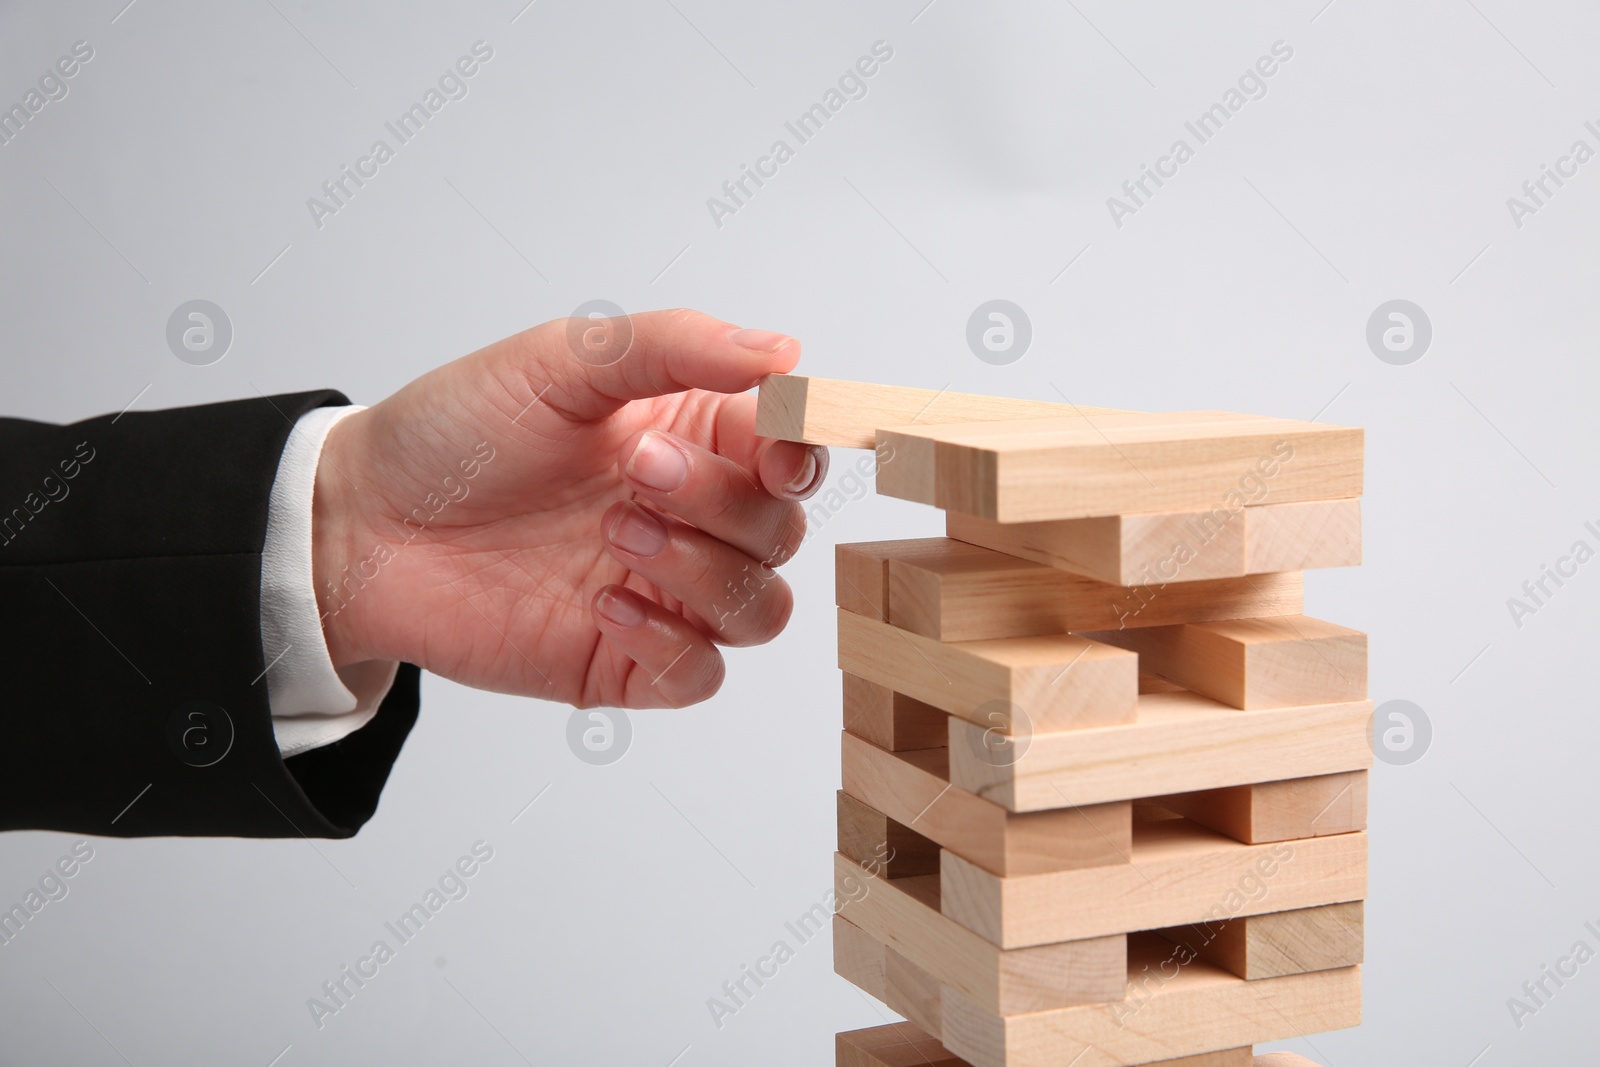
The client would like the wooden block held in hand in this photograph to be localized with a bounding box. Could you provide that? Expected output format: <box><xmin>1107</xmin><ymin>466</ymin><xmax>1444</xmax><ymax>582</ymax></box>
<box><xmin>837</xmin><ymin>790</ymin><xmax>940</xmax><ymax>878</ymax></box>
<box><xmin>835</xmin><ymin>853</ymin><xmax>1127</xmax><ymax>1013</ymax></box>
<box><xmin>755</xmin><ymin>374</ymin><xmax>1120</xmax><ymax>449</ymax></box>
<box><xmin>877</xmin><ymin>412</ymin><xmax>1363</xmax><ymax>522</ymax></box>
<box><xmin>949</xmin><ymin>692</ymin><xmax>1373</xmax><ymax>812</ymax></box>
<box><xmin>885</xmin><ymin>538</ymin><xmax>1304</xmax><ymax>642</ymax></box>
<box><xmin>939</xmin><ymin>821</ymin><xmax>1367</xmax><ymax>949</ymax></box>
<box><xmin>1088</xmin><ymin>616</ymin><xmax>1367</xmax><ymax>709</ymax></box>
<box><xmin>843</xmin><ymin>674</ymin><xmax>947</xmax><ymax>752</ymax></box>
<box><xmin>838</xmin><ymin>610</ymin><xmax>1138</xmax><ymax>733</ymax></box>
<box><xmin>842</xmin><ymin>732</ymin><xmax>1132</xmax><ymax>876</ymax></box>
<box><xmin>1157</xmin><ymin>901</ymin><xmax>1364</xmax><ymax>980</ymax></box>
<box><xmin>1157</xmin><ymin>772</ymin><xmax>1368</xmax><ymax>844</ymax></box>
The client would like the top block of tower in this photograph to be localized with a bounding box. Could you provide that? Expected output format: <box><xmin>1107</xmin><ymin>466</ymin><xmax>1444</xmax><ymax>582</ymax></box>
<box><xmin>753</xmin><ymin>373</ymin><xmax>1128</xmax><ymax>449</ymax></box>
<box><xmin>756</xmin><ymin>376</ymin><xmax>1363</xmax><ymax>522</ymax></box>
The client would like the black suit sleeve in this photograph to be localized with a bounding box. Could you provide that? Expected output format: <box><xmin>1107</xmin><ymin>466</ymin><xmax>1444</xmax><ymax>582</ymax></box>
<box><xmin>0</xmin><ymin>391</ymin><xmax>419</xmax><ymax>838</ymax></box>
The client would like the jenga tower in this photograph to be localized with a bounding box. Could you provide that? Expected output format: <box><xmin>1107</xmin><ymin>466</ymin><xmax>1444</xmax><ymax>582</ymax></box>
<box><xmin>756</xmin><ymin>377</ymin><xmax>1369</xmax><ymax>1067</ymax></box>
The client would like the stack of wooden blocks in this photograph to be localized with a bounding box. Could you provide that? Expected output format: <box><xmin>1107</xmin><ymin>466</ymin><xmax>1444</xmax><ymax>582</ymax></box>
<box><xmin>754</xmin><ymin>376</ymin><xmax>1371</xmax><ymax>1067</ymax></box>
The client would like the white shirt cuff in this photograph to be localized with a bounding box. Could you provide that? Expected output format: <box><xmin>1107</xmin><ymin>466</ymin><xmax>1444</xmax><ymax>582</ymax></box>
<box><xmin>260</xmin><ymin>404</ymin><xmax>400</xmax><ymax>758</ymax></box>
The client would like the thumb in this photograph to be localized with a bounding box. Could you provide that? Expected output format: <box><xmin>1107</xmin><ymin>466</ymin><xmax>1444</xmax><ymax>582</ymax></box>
<box><xmin>523</xmin><ymin>308</ymin><xmax>800</xmax><ymax>421</ymax></box>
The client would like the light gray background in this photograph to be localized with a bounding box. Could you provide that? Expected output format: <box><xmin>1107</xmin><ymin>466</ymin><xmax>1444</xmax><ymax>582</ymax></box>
<box><xmin>2</xmin><ymin>1</ymin><xmax>1596</xmax><ymax>1064</ymax></box>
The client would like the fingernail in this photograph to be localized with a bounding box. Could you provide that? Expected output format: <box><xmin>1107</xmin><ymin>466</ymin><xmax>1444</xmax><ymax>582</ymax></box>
<box><xmin>627</xmin><ymin>432</ymin><xmax>689</xmax><ymax>492</ymax></box>
<box><xmin>728</xmin><ymin>328</ymin><xmax>795</xmax><ymax>353</ymax></box>
<box><xmin>782</xmin><ymin>448</ymin><xmax>823</xmax><ymax>497</ymax></box>
<box><xmin>595</xmin><ymin>588</ymin><xmax>646</xmax><ymax>628</ymax></box>
<box><xmin>608</xmin><ymin>505</ymin><xmax>668</xmax><ymax>557</ymax></box>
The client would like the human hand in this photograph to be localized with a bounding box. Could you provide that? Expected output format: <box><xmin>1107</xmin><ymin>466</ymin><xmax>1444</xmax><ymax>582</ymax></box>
<box><xmin>309</xmin><ymin>309</ymin><xmax>826</xmax><ymax>708</ymax></box>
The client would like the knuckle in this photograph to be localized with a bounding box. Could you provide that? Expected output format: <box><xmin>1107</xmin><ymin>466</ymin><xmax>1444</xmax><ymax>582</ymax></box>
<box><xmin>701</xmin><ymin>479</ymin><xmax>747</xmax><ymax>526</ymax></box>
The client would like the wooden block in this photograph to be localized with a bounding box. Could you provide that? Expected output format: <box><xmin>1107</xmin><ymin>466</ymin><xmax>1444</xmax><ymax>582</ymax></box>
<box><xmin>886</xmin><ymin>539</ymin><xmax>1304</xmax><ymax>642</ymax></box>
<box><xmin>949</xmin><ymin>692</ymin><xmax>1373</xmax><ymax>812</ymax></box>
<box><xmin>1133</xmin><ymin>798</ymin><xmax>1184</xmax><ymax>823</ymax></box>
<box><xmin>885</xmin><ymin>943</ymin><xmax>946</xmax><ymax>1041</ymax></box>
<box><xmin>837</xmin><ymin>540</ymin><xmax>950</xmax><ymax>621</ymax></box>
<box><xmin>1126</xmin><ymin>1053</ymin><xmax>1251</xmax><ymax>1067</ymax></box>
<box><xmin>834</xmin><ymin>920</ymin><xmax>949</xmax><ymax>1043</ymax></box>
<box><xmin>838</xmin><ymin>610</ymin><xmax>1138</xmax><ymax>733</ymax></box>
<box><xmin>843</xmin><ymin>674</ymin><xmax>947</xmax><ymax>752</ymax></box>
<box><xmin>755</xmin><ymin>374</ymin><xmax>1122</xmax><ymax>449</ymax></box>
<box><xmin>1156</xmin><ymin>772</ymin><xmax>1369</xmax><ymax>845</ymax></box>
<box><xmin>834</xmin><ymin>853</ymin><xmax>1127</xmax><ymax>1014</ymax></box>
<box><xmin>837</xmin><ymin>790</ymin><xmax>940</xmax><ymax>879</ymax></box>
<box><xmin>1157</xmin><ymin>901</ymin><xmax>1364</xmax><ymax>980</ymax></box>
<box><xmin>835</xmin><ymin>1023</ymin><xmax>956</xmax><ymax>1067</ymax></box>
<box><xmin>842</xmin><ymin>732</ymin><xmax>1132</xmax><ymax>876</ymax></box>
<box><xmin>939</xmin><ymin>939</ymin><xmax>1360</xmax><ymax>1067</ymax></box>
<box><xmin>946</xmin><ymin>508</ymin><xmax>1249</xmax><ymax>585</ymax></box>
<box><xmin>876</xmin><ymin>413</ymin><xmax>1362</xmax><ymax>522</ymax></box>
<box><xmin>876</xmin><ymin>411</ymin><xmax>1252</xmax><ymax>519</ymax></box>
<box><xmin>946</xmin><ymin>499</ymin><xmax>1361</xmax><ymax>586</ymax></box>
<box><xmin>1133</xmin><ymin>1053</ymin><xmax>1252</xmax><ymax>1067</ymax></box>
<box><xmin>1087</xmin><ymin>616</ymin><xmax>1367</xmax><ymax>709</ymax></box>
<box><xmin>939</xmin><ymin>822</ymin><xmax>1367</xmax><ymax>949</ymax></box>
<box><xmin>837</xmin><ymin>1023</ymin><xmax>966</xmax><ymax>1067</ymax></box>
<box><xmin>1244</xmin><ymin>498</ymin><xmax>1361</xmax><ymax>574</ymax></box>
<box><xmin>845</xmin><ymin>921</ymin><xmax>1357</xmax><ymax>1067</ymax></box>
<box><xmin>834</xmin><ymin>1023</ymin><xmax>1250</xmax><ymax>1067</ymax></box>
<box><xmin>834</xmin><ymin>911</ymin><xmax>887</xmax><ymax>996</ymax></box>
<box><xmin>1140</xmin><ymin>671</ymin><xmax>1186</xmax><ymax>694</ymax></box>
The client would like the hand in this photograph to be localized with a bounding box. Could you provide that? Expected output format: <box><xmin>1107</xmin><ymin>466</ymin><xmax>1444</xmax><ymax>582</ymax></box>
<box><xmin>309</xmin><ymin>309</ymin><xmax>827</xmax><ymax>708</ymax></box>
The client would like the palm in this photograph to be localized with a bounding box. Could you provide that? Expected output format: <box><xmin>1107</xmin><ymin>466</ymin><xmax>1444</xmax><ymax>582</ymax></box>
<box><xmin>355</xmin><ymin>388</ymin><xmax>730</xmax><ymax>704</ymax></box>
<box><xmin>318</xmin><ymin>312</ymin><xmax>812</xmax><ymax>711</ymax></box>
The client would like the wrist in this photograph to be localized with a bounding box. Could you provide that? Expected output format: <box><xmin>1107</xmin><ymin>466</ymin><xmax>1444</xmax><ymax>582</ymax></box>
<box><xmin>312</xmin><ymin>411</ymin><xmax>370</xmax><ymax>667</ymax></box>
